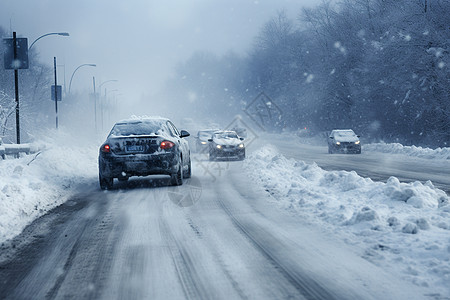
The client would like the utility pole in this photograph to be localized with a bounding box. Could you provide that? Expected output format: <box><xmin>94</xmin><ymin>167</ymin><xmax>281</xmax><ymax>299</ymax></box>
<box><xmin>54</xmin><ymin>57</ymin><xmax>58</xmax><ymax>129</ymax></box>
<box><xmin>13</xmin><ymin>32</ymin><xmax>20</xmax><ymax>144</ymax></box>
<box><xmin>93</xmin><ymin>76</ymin><xmax>97</xmax><ymax>131</ymax></box>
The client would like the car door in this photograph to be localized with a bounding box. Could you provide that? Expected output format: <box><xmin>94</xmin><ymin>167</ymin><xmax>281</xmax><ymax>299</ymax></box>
<box><xmin>167</xmin><ymin>121</ymin><xmax>190</xmax><ymax>166</ymax></box>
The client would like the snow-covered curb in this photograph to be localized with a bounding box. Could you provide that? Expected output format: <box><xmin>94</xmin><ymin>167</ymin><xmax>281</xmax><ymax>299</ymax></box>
<box><xmin>0</xmin><ymin>132</ymin><xmax>98</xmax><ymax>244</ymax></box>
<box><xmin>364</xmin><ymin>143</ymin><xmax>450</xmax><ymax>160</ymax></box>
<box><xmin>245</xmin><ymin>145</ymin><xmax>450</xmax><ymax>296</ymax></box>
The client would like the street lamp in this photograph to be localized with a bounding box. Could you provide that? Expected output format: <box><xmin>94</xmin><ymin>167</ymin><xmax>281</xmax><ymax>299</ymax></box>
<box><xmin>98</xmin><ymin>79</ymin><xmax>118</xmax><ymax>90</ymax></box>
<box><xmin>68</xmin><ymin>64</ymin><xmax>96</xmax><ymax>94</ymax></box>
<box><xmin>28</xmin><ymin>32</ymin><xmax>70</xmax><ymax>50</ymax></box>
<box><xmin>96</xmin><ymin>80</ymin><xmax>118</xmax><ymax>132</ymax></box>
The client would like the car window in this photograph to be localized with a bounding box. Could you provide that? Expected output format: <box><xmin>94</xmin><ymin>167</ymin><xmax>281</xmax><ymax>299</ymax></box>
<box><xmin>214</xmin><ymin>132</ymin><xmax>238</xmax><ymax>139</ymax></box>
<box><xmin>167</xmin><ymin>121</ymin><xmax>180</xmax><ymax>137</ymax></box>
<box><xmin>109</xmin><ymin>120</ymin><xmax>168</xmax><ymax>137</ymax></box>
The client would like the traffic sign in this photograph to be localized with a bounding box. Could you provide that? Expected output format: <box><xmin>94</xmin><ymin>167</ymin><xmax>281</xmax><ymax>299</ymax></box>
<box><xmin>3</xmin><ymin>38</ymin><xmax>29</xmax><ymax>69</ymax></box>
<box><xmin>51</xmin><ymin>85</ymin><xmax>62</xmax><ymax>101</ymax></box>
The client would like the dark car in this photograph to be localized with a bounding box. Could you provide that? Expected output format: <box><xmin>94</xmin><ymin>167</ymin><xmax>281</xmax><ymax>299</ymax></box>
<box><xmin>98</xmin><ymin>117</ymin><xmax>191</xmax><ymax>189</ymax></box>
<box><xmin>208</xmin><ymin>130</ymin><xmax>245</xmax><ymax>161</ymax></box>
<box><xmin>196</xmin><ymin>129</ymin><xmax>219</xmax><ymax>153</ymax></box>
<box><xmin>328</xmin><ymin>129</ymin><xmax>361</xmax><ymax>154</ymax></box>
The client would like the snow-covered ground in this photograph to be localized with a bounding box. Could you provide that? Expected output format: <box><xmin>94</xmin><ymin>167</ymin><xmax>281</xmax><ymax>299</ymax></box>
<box><xmin>245</xmin><ymin>145</ymin><xmax>450</xmax><ymax>296</ymax></box>
<box><xmin>364</xmin><ymin>143</ymin><xmax>450</xmax><ymax>160</ymax></box>
<box><xmin>0</xmin><ymin>131</ymin><xmax>98</xmax><ymax>243</ymax></box>
<box><xmin>1</xmin><ymin>131</ymin><xmax>449</xmax><ymax>296</ymax></box>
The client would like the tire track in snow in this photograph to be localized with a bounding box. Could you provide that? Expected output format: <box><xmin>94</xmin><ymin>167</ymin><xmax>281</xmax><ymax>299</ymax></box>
<box><xmin>213</xmin><ymin>185</ymin><xmax>338</xmax><ymax>300</ymax></box>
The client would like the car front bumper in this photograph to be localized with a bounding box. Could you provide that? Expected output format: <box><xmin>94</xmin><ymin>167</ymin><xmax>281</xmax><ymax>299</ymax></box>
<box><xmin>211</xmin><ymin>147</ymin><xmax>245</xmax><ymax>159</ymax></box>
<box><xmin>332</xmin><ymin>144</ymin><xmax>361</xmax><ymax>153</ymax></box>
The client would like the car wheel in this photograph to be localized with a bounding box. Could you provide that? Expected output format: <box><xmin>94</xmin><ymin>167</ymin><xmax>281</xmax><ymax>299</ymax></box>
<box><xmin>209</xmin><ymin>151</ymin><xmax>216</xmax><ymax>161</ymax></box>
<box><xmin>117</xmin><ymin>176</ymin><xmax>129</xmax><ymax>182</ymax></box>
<box><xmin>99</xmin><ymin>173</ymin><xmax>113</xmax><ymax>190</ymax></box>
<box><xmin>184</xmin><ymin>158</ymin><xmax>192</xmax><ymax>178</ymax></box>
<box><xmin>328</xmin><ymin>147</ymin><xmax>333</xmax><ymax>154</ymax></box>
<box><xmin>171</xmin><ymin>162</ymin><xmax>183</xmax><ymax>186</ymax></box>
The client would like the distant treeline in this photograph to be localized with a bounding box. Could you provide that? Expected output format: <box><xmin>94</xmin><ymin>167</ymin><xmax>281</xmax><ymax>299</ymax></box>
<box><xmin>162</xmin><ymin>0</ymin><xmax>449</xmax><ymax>147</ymax></box>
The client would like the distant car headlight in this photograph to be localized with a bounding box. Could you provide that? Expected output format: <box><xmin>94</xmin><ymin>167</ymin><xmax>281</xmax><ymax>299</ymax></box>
<box><xmin>216</xmin><ymin>145</ymin><xmax>222</xmax><ymax>149</ymax></box>
<box><xmin>201</xmin><ymin>141</ymin><xmax>207</xmax><ymax>145</ymax></box>
<box><xmin>355</xmin><ymin>141</ymin><xmax>360</xmax><ymax>145</ymax></box>
<box><xmin>238</xmin><ymin>143</ymin><xmax>244</xmax><ymax>148</ymax></box>
<box><xmin>336</xmin><ymin>142</ymin><xmax>341</xmax><ymax>145</ymax></box>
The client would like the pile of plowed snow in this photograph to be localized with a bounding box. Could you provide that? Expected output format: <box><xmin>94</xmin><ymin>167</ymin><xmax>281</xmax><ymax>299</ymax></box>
<box><xmin>0</xmin><ymin>131</ymin><xmax>98</xmax><ymax>243</ymax></box>
<box><xmin>364</xmin><ymin>143</ymin><xmax>450</xmax><ymax>160</ymax></box>
<box><xmin>246</xmin><ymin>145</ymin><xmax>450</xmax><ymax>296</ymax></box>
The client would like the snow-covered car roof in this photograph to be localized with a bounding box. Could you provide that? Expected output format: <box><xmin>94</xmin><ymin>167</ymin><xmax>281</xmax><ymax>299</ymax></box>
<box><xmin>115</xmin><ymin>115</ymin><xmax>169</xmax><ymax>124</ymax></box>
<box><xmin>331</xmin><ymin>129</ymin><xmax>356</xmax><ymax>135</ymax></box>
<box><xmin>109</xmin><ymin>116</ymin><xmax>173</xmax><ymax>138</ymax></box>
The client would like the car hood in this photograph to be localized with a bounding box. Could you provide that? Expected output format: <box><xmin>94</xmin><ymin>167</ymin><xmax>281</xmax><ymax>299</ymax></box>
<box><xmin>335</xmin><ymin>136</ymin><xmax>359</xmax><ymax>142</ymax></box>
<box><xmin>213</xmin><ymin>138</ymin><xmax>242</xmax><ymax>146</ymax></box>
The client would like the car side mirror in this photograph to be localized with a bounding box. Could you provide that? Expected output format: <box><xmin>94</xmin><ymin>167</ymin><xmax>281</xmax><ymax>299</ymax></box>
<box><xmin>329</xmin><ymin>136</ymin><xmax>334</xmax><ymax>139</ymax></box>
<box><xmin>180</xmin><ymin>130</ymin><xmax>190</xmax><ymax>138</ymax></box>
<box><xmin>357</xmin><ymin>135</ymin><xmax>360</xmax><ymax>138</ymax></box>
<box><xmin>208</xmin><ymin>139</ymin><xmax>213</xmax><ymax>142</ymax></box>
<box><xmin>240</xmin><ymin>137</ymin><xmax>244</xmax><ymax>141</ymax></box>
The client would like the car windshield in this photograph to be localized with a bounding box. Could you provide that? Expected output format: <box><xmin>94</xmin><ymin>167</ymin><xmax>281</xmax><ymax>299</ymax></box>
<box><xmin>109</xmin><ymin>121</ymin><xmax>168</xmax><ymax>137</ymax></box>
<box><xmin>214</xmin><ymin>132</ymin><xmax>238</xmax><ymax>139</ymax></box>
<box><xmin>198</xmin><ymin>130</ymin><xmax>215</xmax><ymax>140</ymax></box>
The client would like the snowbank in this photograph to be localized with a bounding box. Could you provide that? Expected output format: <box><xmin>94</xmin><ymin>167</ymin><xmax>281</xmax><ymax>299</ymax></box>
<box><xmin>364</xmin><ymin>143</ymin><xmax>450</xmax><ymax>160</ymax></box>
<box><xmin>245</xmin><ymin>145</ymin><xmax>450</xmax><ymax>296</ymax></box>
<box><xmin>0</xmin><ymin>131</ymin><xmax>98</xmax><ymax>243</ymax></box>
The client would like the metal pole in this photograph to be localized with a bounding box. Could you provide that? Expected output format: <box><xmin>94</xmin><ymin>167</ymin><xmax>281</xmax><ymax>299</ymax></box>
<box><xmin>54</xmin><ymin>57</ymin><xmax>58</xmax><ymax>129</ymax></box>
<box><xmin>93</xmin><ymin>76</ymin><xmax>97</xmax><ymax>131</ymax></box>
<box><xmin>13</xmin><ymin>32</ymin><xmax>20</xmax><ymax>144</ymax></box>
<box><xmin>101</xmin><ymin>88</ymin><xmax>106</xmax><ymax>132</ymax></box>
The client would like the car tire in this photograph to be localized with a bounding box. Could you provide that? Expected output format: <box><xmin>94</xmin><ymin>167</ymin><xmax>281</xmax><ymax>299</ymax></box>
<box><xmin>328</xmin><ymin>147</ymin><xmax>333</xmax><ymax>154</ymax></box>
<box><xmin>209</xmin><ymin>152</ymin><xmax>216</xmax><ymax>161</ymax></box>
<box><xmin>171</xmin><ymin>162</ymin><xmax>183</xmax><ymax>186</ymax></box>
<box><xmin>99</xmin><ymin>173</ymin><xmax>113</xmax><ymax>190</ymax></box>
<box><xmin>184</xmin><ymin>158</ymin><xmax>192</xmax><ymax>178</ymax></box>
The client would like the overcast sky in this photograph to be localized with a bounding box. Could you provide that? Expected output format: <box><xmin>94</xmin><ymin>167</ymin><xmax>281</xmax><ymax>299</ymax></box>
<box><xmin>1</xmin><ymin>0</ymin><xmax>315</xmax><ymax>101</ymax></box>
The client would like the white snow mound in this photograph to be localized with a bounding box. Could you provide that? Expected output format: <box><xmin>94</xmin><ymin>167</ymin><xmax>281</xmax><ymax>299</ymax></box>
<box><xmin>364</xmin><ymin>142</ymin><xmax>450</xmax><ymax>160</ymax></box>
<box><xmin>0</xmin><ymin>131</ymin><xmax>98</xmax><ymax>243</ymax></box>
<box><xmin>246</xmin><ymin>145</ymin><xmax>450</xmax><ymax>296</ymax></box>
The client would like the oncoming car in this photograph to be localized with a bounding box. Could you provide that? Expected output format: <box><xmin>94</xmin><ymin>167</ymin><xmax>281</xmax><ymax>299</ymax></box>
<box><xmin>328</xmin><ymin>129</ymin><xmax>361</xmax><ymax>154</ymax></box>
<box><xmin>208</xmin><ymin>130</ymin><xmax>245</xmax><ymax>161</ymax></box>
<box><xmin>98</xmin><ymin>117</ymin><xmax>191</xmax><ymax>189</ymax></box>
<box><xmin>196</xmin><ymin>129</ymin><xmax>219</xmax><ymax>153</ymax></box>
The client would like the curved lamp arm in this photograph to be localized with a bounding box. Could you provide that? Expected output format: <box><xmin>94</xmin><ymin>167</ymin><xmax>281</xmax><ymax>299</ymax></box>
<box><xmin>29</xmin><ymin>32</ymin><xmax>69</xmax><ymax>50</ymax></box>
<box><xmin>69</xmin><ymin>64</ymin><xmax>96</xmax><ymax>94</ymax></box>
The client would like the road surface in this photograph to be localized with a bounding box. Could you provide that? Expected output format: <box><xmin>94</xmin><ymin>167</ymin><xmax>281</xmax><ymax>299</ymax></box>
<box><xmin>0</xmin><ymin>134</ymin><xmax>441</xmax><ymax>299</ymax></box>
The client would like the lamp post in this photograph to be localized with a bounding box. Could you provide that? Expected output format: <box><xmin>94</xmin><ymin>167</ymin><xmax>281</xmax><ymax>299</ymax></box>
<box><xmin>28</xmin><ymin>32</ymin><xmax>69</xmax><ymax>50</ymax></box>
<box><xmin>97</xmin><ymin>80</ymin><xmax>118</xmax><ymax>131</ymax></box>
<box><xmin>68</xmin><ymin>64</ymin><xmax>96</xmax><ymax>94</ymax></box>
<box><xmin>103</xmin><ymin>88</ymin><xmax>119</xmax><ymax>130</ymax></box>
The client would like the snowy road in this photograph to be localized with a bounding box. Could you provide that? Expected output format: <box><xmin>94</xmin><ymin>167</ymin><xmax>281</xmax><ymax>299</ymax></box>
<box><xmin>253</xmin><ymin>134</ymin><xmax>450</xmax><ymax>194</ymax></box>
<box><xmin>0</xmin><ymin>159</ymin><xmax>425</xmax><ymax>299</ymax></box>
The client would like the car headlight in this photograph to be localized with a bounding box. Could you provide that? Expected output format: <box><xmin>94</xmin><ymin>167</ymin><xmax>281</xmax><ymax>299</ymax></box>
<box><xmin>355</xmin><ymin>141</ymin><xmax>360</xmax><ymax>145</ymax></box>
<box><xmin>336</xmin><ymin>142</ymin><xmax>341</xmax><ymax>145</ymax></box>
<box><xmin>201</xmin><ymin>141</ymin><xmax>207</xmax><ymax>145</ymax></box>
<box><xmin>238</xmin><ymin>143</ymin><xmax>244</xmax><ymax>148</ymax></box>
<box><xmin>216</xmin><ymin>145</ymin><xmax>222</xmax><ymax>149</ymax></box>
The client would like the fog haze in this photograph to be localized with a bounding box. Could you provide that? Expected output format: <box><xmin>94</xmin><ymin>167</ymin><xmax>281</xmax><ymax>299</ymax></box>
<box><xmin>1</xmin><ymin>0</ymin><xmax>315</xmax><ymax>100</ymax></box>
